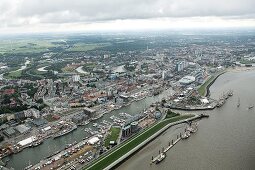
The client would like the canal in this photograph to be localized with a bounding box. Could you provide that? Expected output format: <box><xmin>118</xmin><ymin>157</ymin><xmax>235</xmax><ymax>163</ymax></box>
<box><xmin>117</xmin><ymin>70</ymin><xmax>255</xmax><ymax>170</ymax></box>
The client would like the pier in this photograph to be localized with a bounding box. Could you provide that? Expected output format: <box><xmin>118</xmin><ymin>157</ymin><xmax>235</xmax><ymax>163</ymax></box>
<box><xmin>151</xmin><ymin>137</ymin><xmax>181</xmax><ymax>163</ymax></box>
<box><xmin>151</xmin><ymin>122</ymin><xmax>199</xmax><ymax>164</ymax></box>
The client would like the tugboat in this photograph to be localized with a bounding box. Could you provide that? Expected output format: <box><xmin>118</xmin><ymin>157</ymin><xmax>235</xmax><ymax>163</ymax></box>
<box><xmin>155</xmin><ymin>152</ymin><xmax>166</xmax><ymax>164</ymax></box>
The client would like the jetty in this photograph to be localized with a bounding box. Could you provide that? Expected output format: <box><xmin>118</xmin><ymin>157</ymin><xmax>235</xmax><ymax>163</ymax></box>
<box><xmin>151</xmin><ymin>122</ymin><xmax>199</xmax><ymax>164</ymax></box>
<box><xmin>151</xmin><ymin>136</ymin><xmax>181</xmax><ymax>164</ymax></box>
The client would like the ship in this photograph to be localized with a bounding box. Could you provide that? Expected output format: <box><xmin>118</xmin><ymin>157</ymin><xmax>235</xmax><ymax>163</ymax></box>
<box><xmin>53</xmin><ymin>125</ymin><xmax>77</xmax><ymax>139</ymax></box>
<box><xmin>181</xmin><ymin>131</ymin><xmax>191</xmax><ymax>139</ymax></box>
<box><xmin>187</xmin><ymin>125</ymin><xmax>198</xmax><ymax>133</ymax></box>
<box><xmin>155</xmin><ymin>153</ymin><xmax>166</xmax><ymax>164</ymax></box>
<box><xmin>248</xmin><ymin>105</ymin><xmax>254</xmax><ymax>109</ymax></box>
<box><xmin>32</xmin><ymin>140</ymin><xmax>43</xmax><ymax>147</ymax></box>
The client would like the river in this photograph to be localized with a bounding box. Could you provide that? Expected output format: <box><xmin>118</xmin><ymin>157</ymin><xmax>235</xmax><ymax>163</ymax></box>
<box><xmin>117</xmin><ymin>70</ymin><xmax>255</xmax><ymax>170</ymax></box>
<box><xmin>4</xmin><ymin>88</ymin><xmax>174</xmax><ymax>169</ymax></box>
<box><xmin>9</xmin><ymin>60</ymin><xmax>30</xmax><ymax>73</ymax></box>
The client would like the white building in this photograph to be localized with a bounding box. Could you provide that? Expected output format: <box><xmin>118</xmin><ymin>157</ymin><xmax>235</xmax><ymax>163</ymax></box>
<box><xmin>72</xmin><ymin>75</ymin><xmax>80</xmax><ymax>82</ymax></box>
<box><xmin>23</xmin><ymin>108</ymin><xmax>40</xmax><ymax>118</ymax></box>
<box><xmin>18</xmin><ymin>136</ymin><xmax>37</xmax><ymax>146</ymax></box>
<box><xmin>179</xmin><ymin>76</ymin><xmax>196</xmax><ymax>85</ymax></box>
<box><xmin>162</xmin><ymin>71</ymin><xmax>166</xmax><ymax>80</ymax></box>
<box><xmin>176</xmin><ymin>60</ymin><xmax>189</xmax><ymax>72</ymax></box>
<box><xmin>87</xmin><ymin>136</ymin><xmax>100</xmax><ymax>145</ymax></box>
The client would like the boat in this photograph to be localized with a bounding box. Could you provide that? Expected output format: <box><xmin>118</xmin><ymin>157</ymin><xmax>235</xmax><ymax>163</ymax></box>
<box><xmin>155</xmin><ymin>153</ymin><xmax>166</xmax><ymax>164</ymax></box>
<box><xmin>32</xmin><ymin>140</ymin><xmax>43</xmax><ymax>147</ymax></box>
<box><xmin>24</xmin><ymin>160</ymin><xmax>32</xmax><ymax>170</ymax></box>
<box><xmin>77</xmin><ymin>120</ymin><xmax>90</xmax><ymax>126</ymax></box>
<box><xmin>237</xmin><ymin>98</ymin><xmax>240</xmax><ymax>107</ymax></box>
<box><xmin>187</xmin><ymin>126</ymin><xmax>197</xmax><ymax>133</ymax></box>
<box><xmin>24</xmin><ymin>164</ymin><xmax>32</xmax><ymax>170</ymax></box>
<box><xmin>53</xmin><ymin>125</ymin><xmax>77</xmax><ymax>139</ymax></box>
<box><xmin>228</xmin><ymin>90</ymin><xmax>233</xmax><ymax>97</ymax></box>
<box><xmin>181</xmin><ymin>131</ymin><xmax>191</xmax><ymax>139</ymax></box>
<box><xmin>248</xmin><ymin>105</ymin><xmax>254</xmax><ymax>109</ymax></box>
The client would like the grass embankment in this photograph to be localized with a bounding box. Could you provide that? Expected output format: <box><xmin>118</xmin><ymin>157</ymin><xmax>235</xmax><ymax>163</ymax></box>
<box><xmin>198</xmin><ymin>71</ymin><xmax>226</xmax><ymax>96</ymax></box>
<box><xmin>85</xmin><ymin>114</ymin><xmax>194</xmax><ymax>170</ymax></box>
<box><xmin>104</xmin><ymin>127</ymin><xmax>121</xmax><ymax>147</ymax></box>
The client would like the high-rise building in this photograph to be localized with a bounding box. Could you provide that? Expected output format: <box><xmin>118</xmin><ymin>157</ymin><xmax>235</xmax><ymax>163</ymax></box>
<box><xmin>72</xmin><ymin>75</ymin><xmax>80</xmax><ymax>82</ymax></box>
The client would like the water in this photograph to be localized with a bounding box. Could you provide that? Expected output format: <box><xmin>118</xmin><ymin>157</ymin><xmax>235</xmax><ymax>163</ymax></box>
<box><xmin>4</xmin><ymin>88</ymin><xmax>173</xmax><ymax>169</ymax></box>
<box><xmin>117</xmin><ymin>70</ymin><xmax>255</xmax><ymax>170</ymax></box>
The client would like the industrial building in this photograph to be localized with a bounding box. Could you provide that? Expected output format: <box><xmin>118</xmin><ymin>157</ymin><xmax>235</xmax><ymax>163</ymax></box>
<box><xmin>15</xmin><ymin>124</ymin><xmax>31</xmax><ymax>134</ymax></box>
<box><xmin>3</xmin><ymin>127</ymin><xmax>17</xmax><ymax>138</ymax></box>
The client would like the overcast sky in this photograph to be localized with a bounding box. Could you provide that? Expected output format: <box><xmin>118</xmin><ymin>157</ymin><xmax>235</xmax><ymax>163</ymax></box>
<box><xmin>0</xmin><ymin>0</ymin><xmax>255</xmax><ymax>33</ymax></box>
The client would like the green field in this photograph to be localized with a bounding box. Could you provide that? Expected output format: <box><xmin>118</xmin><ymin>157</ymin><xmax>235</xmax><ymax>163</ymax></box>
<box><xmin>104</xmin><ymin>127</ymin><xmax>121</xmax><ymax>147</ymax></box>
<box><xmin>0</xmin><ymin>40</ymin><xmax>57</xmax><ymax>54</ymax></box>
<box><xmin>85</xmin><ymin>114</ymin><xmax>194</xmax><ymax>170</ymax></box>
<box><xmin>0</xmin><ymin>39</ymin><xmax>110</xmax><ymax>54</ymax></box>
<box><xmin>5</xmin><ymin>70</ymin><xmax>22</xmax><ymax>78</ymax></box>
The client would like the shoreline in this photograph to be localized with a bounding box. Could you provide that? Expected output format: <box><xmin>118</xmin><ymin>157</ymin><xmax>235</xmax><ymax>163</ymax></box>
<box><xmin>204</xmin><ymin>66</ymin><xmax>255</xmax><ymax>97</ymax></box>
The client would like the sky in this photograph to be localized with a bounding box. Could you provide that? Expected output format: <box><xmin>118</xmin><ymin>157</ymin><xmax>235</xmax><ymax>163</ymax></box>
<box><xmin>0</xmin><ymin>0</ymin><xmax>255</xmax><ymax>34</ymax></box>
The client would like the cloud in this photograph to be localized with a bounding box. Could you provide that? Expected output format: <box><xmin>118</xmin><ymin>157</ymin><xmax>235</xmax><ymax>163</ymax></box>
<box><xmin>0</xmin><ymin>0</ymin><xmax>255</xmax><ymax>33</ymax></box>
